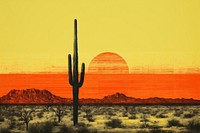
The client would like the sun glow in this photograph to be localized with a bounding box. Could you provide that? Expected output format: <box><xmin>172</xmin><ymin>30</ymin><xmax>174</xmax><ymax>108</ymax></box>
<box><xmin>0</xmin><ymin>0</ymin><xmax>200</xmax><ymax>73</ymax></box>
<box><xmin>88</xmin><ymin>52</ymin><xmax>129</xmax><ymax>74</ymax></box>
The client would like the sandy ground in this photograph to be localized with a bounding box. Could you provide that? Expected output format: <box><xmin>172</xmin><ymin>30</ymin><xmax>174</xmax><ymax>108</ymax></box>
<box><xmin>0</xmin><ymin>105</ymin><xmax>200</xmax><ymax>132</ymax></box>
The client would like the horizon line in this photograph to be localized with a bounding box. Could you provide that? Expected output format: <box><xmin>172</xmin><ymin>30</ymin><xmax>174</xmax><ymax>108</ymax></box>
<box><xmin>1</xmin><ymin>72</ymin><xmax>200</xmax><ymax>74</ymax></box>
<box><xmin>2</xmin><ymin>88</ymin><xmax>200</xmax><ymax>100</ymax></box>
<box><xmin>1</xmin><ymin>67</ymin><xmax>200</xmax><ymax>74</ymax></box>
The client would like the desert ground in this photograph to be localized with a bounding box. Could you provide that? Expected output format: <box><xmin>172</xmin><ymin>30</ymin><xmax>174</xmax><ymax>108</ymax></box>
<box><xmin>0</xmin><ymin>105</ymin><xmax>200</xmax><ymax>133</ymax></box>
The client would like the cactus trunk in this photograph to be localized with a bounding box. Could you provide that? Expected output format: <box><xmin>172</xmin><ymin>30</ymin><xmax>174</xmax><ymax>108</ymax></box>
<box><xmin>68</xmin><ymin>19</ymin><xmax>85</xmax><ymax>126</ymax></box>
<box><xmin>73</xmin><ymin>86</ymin><xmax>79</xmax><ymax>125</ymax></box>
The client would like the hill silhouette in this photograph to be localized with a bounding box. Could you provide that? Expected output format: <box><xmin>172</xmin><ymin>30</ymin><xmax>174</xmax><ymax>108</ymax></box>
<box><xmin>0</xmin><ymin>89</ymin><xmax>200</xmax><ymax>105</ymax></box>
<box><xmin>0</xmin><ymin>88</ymin><xmax>70</xmax><ymax>104</ymax></box>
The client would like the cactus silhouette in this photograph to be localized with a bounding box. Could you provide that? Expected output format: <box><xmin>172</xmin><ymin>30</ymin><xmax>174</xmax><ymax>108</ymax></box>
<box><xmin>68</xmin><ymin>19</ymin><xmax>85</xmax><ymax>126</ymax></box>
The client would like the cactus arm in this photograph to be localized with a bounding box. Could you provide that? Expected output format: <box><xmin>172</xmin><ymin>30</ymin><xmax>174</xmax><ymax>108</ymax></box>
<box><xmin>78</xmin><ymin>63</ymin><xmax>85</xmax><ymax>88</ymax></box>
<box><xmin>68</xmin><ymin>54</ymin><xmax>73</xmax><ymax>85</ymax></box>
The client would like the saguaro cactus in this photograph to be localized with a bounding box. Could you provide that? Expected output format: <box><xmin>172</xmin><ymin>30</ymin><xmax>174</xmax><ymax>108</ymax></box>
<box><xmin>68</xmin><ymin>19</ymin><xmax>85</xmax><ymax>126</ymax></box>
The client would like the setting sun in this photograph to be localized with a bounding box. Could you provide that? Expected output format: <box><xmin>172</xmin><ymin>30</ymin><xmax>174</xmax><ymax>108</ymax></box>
<box><xmin>88</xmin><ymin>52</ymin><xmax>129</xmax><ymax>74</ymax></box>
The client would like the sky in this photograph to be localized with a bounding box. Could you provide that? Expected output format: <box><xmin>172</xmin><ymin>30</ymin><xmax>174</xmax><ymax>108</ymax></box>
<box><xmin>0</xmin><ymin>0</ymin><xmax>200</xmax><ymax>99</ymax></box>
<box><xmin>0</xmin><ymin>0</ymin><xmax>200</xmax><ymax>73</ymax></box>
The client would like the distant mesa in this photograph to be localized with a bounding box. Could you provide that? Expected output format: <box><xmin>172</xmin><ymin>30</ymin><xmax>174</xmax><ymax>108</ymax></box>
<box><xmin>0</xmin><ymin>89</ymin><xmax>200</xmax><ymax>105</ymax></box>
<box><xmin>0</xmin><ymin>88</ymin><xmax>69</xmax><ymax>104</ymax></box>
<box><xmin>88</xmin><ymin>52</ymin><xmax>129</xmax><ymax>74</ymax></box>
<box><xmin>103</xmin><ymin>92</ymin><xmax>132</xmax><ymax>101</ymax></box>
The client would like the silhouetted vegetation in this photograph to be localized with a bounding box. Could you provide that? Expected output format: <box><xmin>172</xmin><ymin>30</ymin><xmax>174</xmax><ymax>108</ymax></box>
<box><xmin>0</xmin><ymin>128</ymin><xmax>11</xmax><ymax>133</ymax></box>
<box><xmin>137</xmin><ymin>127</ymin><xmax>174</xmax><ymax>133</ymax></box>
<box><xmin>140</xmin><ymin>113</ymin><xmax>150</xmax><ymax>128</ymax></box>
<box><xmin>173</xmin><ymin>110</ymin><xmax>183</xmax><ymax>117</ymax></box>
<box><xmin>128</xmin><ymin>114</ymin><xmax>137</xmax><ymax>119</ymax></box>
<box><xmin>0</xmin><ymin>105</ymin><xmax>199</xmax><ymax>132</ymax></box>
<box><xmin>68</xmin><ymin>19</ymin><xmax>85</xmax><ymax>126</ymax></box>
<box><xmin>105</xmin><ymin>118</ymin><xmax>123</xmax><ymax>128</ymax></box>
<box><xmin>28</xmin><ymin>121</ymin><xmax>53</xmax><ymax>133</ymax></box>
<box><xmin>19</xmin><ymin>108</ymin><xmax>33</xmax><ymax>131</ymax></box>
<box><xmin>187</xmin><ymin>119</ymin><xmax>200</xmax><ymax>133</ymax></box>
<box><xmin>37</xmin><ymin>112</ymin><xmax>43</xmax><ymax>118</ymax></box>
<box><xmin>0</xmin><ymin>116</ymin><xmax>4</xmax><ymax>122</ymax></box>
<box><xmin>77</xmin><ymin>127</ymin><xmax>91</xmax><ymax>133</ymax></box>
<box><xmin>156</xmin><ymin>113</ymin><xmax>168</xmax><ymax>118</ymax></box>
<box><xmin>167</xmin><ymin>119</ymin><xmax>182</xmax><ymax>127</ymax></box>
<box><xmin>53</xmin><ymin>105</ymin><xmax>66</xmax><ymax>123</ymax></box>
<box><xmin>183</xmin><ymin>113</ymin><xmax>195</xmax><ymax>118</ymax></box>
<box><xmin>59</xmin><ymin>125</ymin><xmax>74</xmax><ymax>133</ymax></box>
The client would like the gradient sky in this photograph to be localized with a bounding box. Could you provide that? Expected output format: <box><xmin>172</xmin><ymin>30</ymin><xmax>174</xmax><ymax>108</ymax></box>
<box><xmin>0</xmin><ymin>0</ymin><xmax>200</xmax><ymax>99</ymax></box>
<box><xmin>0</xmin><ymin>0</ymin><xmax>200</xmax><ymax>73</ymax></box>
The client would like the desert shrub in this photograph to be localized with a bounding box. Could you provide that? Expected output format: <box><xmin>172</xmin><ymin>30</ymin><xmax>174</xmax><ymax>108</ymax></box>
<box><xmin>137</xmin><ymin>127</ymin><xmax>174</xmax><ymax>133</ymax></box>
<box><xmin>141</xmin><ymin>108</ymin><xmax>151</xmax><ymax>114</ymax></box>
<box><xmin>183</xmin><ymin>113</ymin><xmax>195</xmax><ymax>118</ymax></box>
<box><xmin>0</xmin><ymin>128</ymin><xmax>11</xmax><ymax>133</ymax></box>
<box><xmin>78</xmin><ymin>111</ymin><xmax>82</xmax><ymax>115</ymax></box>
<box><xmin>129</xmin><ymin>109</ymin><xmax>136</xmax><ymax>115</ymax></box>
<box><xmin>53</xmin><ymin>106</ymin><xmax>66</xmax><ymax>123</ymax></box>
<box><xmin>93</xmin><ymin>110</ymin><xmax>102</xmax><ymax>115</ymax></box>
<box><xmin>105</xmin><ymin>118</ymin><xmax>123</xmax><ymax>128</ymax></box>
<box><xmin>122</xmin><ymin>112</ymin><xmax>128</xmax><ymax>117</ymax></box>
<box><xmin>106</xmin><ymin>115</ymin><xmax>111</xmax><ymax>119</ymax></box>
<box><xmin>59</xmin><ymin>125</ymin><xmax>74</xmax><ymax>133</ymax></box>
<box><xmin>11</xmin><ymin>110</ymin><xmax>21</xmax><ymax>117</ymax></box>
<box><xmin>19</xmin><ymin>108</ymin><xmax>34</xmax><ymax>131</ymax></box>
<box><xmin>140</xmin><ymin>119</ymin><xmax>149</xmax><ymax>122</ymax></box>
<box><xmin>87</xmin><ymin>116</ymin><xmax>95</xmax><ymax>122</ymax></box>
<box><xmin>167</xmin><ymin>119</ymin><xmax>182</xmax><ymax>127</ymax></box>
<box><xmin>149</xmin><ymin>127</ymin><xmax>163</xmax><ymax>133</ymax></box>
<box><xmin>173</xmin><ymin>110</ymin><xmax>183</xmax><ymax>117</ymax></box>
<box><xmin>83</xmin><ymin>110</ymin><xmax>95</xmax><ymax>122</ymax></box>
<box><xmin>140</xmin><ymin>123</ymin><xmax>150</xmax><ymax>128</ymax></box>
<box><xmin>28</xmin><ymin>124</ymin><xmax>38</xmax><ymax>133</ymax></box>
<box><xmin>8</xmin><ymin>121</ymin><xmax>16</xmax><ymax>129</ymax></box>
<box><xmin>140</xmin><ymin>114</ymin><xmax>150</xmax><ymax>128</ymax></box>
<box><xmin>8</xmin><ymin>116</ymin><xmax>15</xmax><ymax>122</ymax></box>
<box><xmin>156</xmin><ymin>113</ymin><xmax>168</xmax><ymax>118</ymax></box>
<box><xmin>149</xmin><ymin>126</ymin><xmax>174</xmax><ymax>133</ymax></box>
<box><xmin>37</xmin><ymin>112</ymin><xmax>43</xmax><ymax>118</ymax></box>
<box><xmin>28</xmin><ymin>121</ymin><xmax>53</xmax><ymax>133</ymax></box>
<box><xmin>15</xmin><ymin>121</ymin><xmax>23</xmax><ymax>126</ymax></box>
<box><xmin>18</xmin><ymin>117</ymin><xmax>24</xmax><ymax>121</ymax></box>
<box><xmin>107</xmin><ymin>110</ymin><xmax>115</xmax><ymax>116</ymax></box>
<box><xmin>187</xmin><ymin>119</ymin><xmax>200</xmax><ymax>132</ymax></box>
<box><xmin>137</xmin><ymin>130</ymin><xmax>148</xmax><ymax>133</ymax></box>
<box><xmin>0</xmin><ymin>116</ymin><xmax>4</xmax><ymax>122</ymax></box>
<box><xmin>136</xmin><ymin>129</ymin><xmax>149</xmax><ymax>133</ymax></box>
<box><xmin>128</xmin><ymin>114</ymin><xmax>137</xmax><ymax>119</ymax></box>
<box><xmin>77</xmin><ymin>127</ymin><xmax>90</xmax><ymax>133</ymax></box>
<box><xmin>150</xmin><ymin>110</ymin><xmax>159</xmax><ymax>116</ymax></box>
<box><xmin>52</xmin><ymin>120</ymin><xmax>59</xmax><ymax>126</ymax></box>
<box><xmin>78</xmin><ymin>122</ymin><xmax>86</xmax><ymax>128</ymax></box>
<box><xmin>192</xmin><ymin>109</ymin><xmax>199</xmax><ymax>115</ymax></box>
<box><xmin>124</xmin><ymin>105</ymin><xmax>129</xmax><ymax>112</ymax></box>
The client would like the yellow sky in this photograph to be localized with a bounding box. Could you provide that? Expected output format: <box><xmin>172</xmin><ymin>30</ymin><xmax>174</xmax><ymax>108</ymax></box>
<box><xmin>0</xmin><ymin>0</ymin><xmax>200</xmax><ymax>73</ymax></box>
